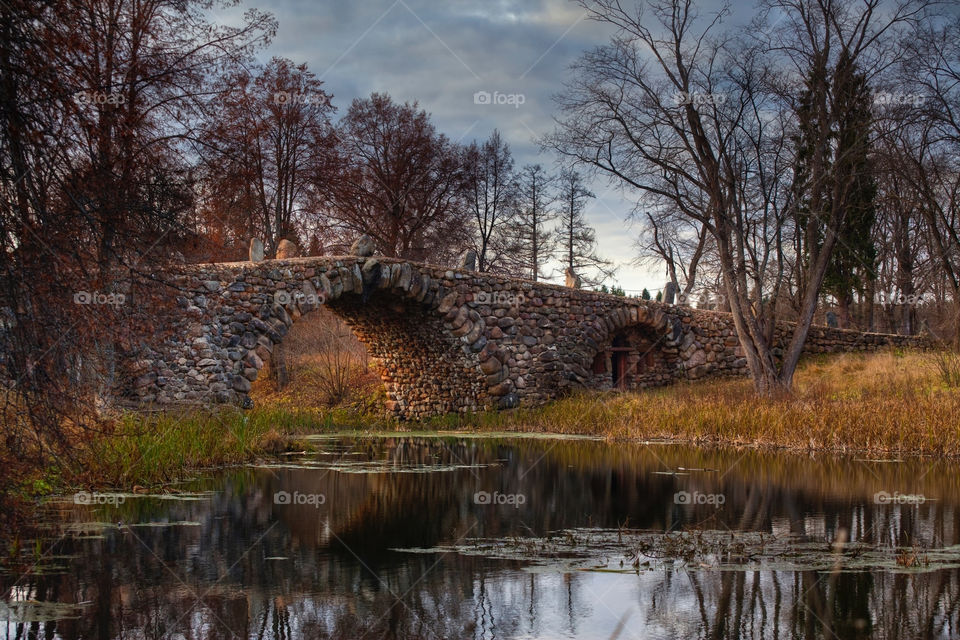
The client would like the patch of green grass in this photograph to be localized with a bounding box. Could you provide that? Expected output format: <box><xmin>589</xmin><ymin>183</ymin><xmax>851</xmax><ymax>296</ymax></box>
<box><xmin>81</xmin><ymin>409</ymin><xmax>255</xmax><ymax>487</ymax></box>
<box><xmin>76</xmin><ymin>405</ymin><xmax>379</xmax><ymax>488</ymax></box>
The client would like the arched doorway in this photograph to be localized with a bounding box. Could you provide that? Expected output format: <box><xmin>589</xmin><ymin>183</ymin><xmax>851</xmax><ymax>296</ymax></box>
<box><xmin>589</xmin><ymin>325</ymin><xmax>678</xmax><ymax>391</ymax></box>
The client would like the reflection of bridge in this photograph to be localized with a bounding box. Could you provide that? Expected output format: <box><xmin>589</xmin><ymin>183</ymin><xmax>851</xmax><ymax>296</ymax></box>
<box><xmin>127</xmin><ymin>255</ymin><xmax>924</xmax><ymax>418</ymax></box>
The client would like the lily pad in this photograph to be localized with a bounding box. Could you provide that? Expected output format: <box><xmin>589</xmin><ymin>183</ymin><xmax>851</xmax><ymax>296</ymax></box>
<box><xmin>393</xmin><ymin>528</ymin><xmax>960</xmax><ymax>575</ymax></box>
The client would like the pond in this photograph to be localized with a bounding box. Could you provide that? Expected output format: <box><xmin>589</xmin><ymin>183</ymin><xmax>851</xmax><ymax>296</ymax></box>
<box><xmin>3</xmin><ymin>433</ymin><xmax>960</xmax><ymax>639</ymax></box>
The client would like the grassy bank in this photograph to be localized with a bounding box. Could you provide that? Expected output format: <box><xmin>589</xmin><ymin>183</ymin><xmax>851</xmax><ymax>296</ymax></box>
<box><xmin>460</xmin><ymin>349</ymin><xmax>960</xmax><ymax>457</ymax></box>
<box><xmin>73</xmin><ymin>404</ymin><xmax>392</xmax><ymax>489</ymax></box>
<box><xmin>0</xmin><ymin>405</ymin><xmax>388</xmax><ymax>540</ymax></box>
<box><xmin>10</xmin><ymin>349</ymin><xmax>960</xmax><ymax>503</ymax></box>
<box><xmin>70</xmin><ymin>349</ymin><xmax>960</xmax><ymax>490</ymax></box>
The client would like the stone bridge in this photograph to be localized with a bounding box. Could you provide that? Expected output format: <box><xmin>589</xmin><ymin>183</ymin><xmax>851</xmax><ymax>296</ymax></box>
<box><xmin>127</xmin><ymin>255</ymin><xmax>926</xmax><ymax>418</ymax></box>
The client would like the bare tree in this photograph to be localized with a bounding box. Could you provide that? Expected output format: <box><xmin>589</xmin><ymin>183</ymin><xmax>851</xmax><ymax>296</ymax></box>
<box><xmin>871</xmin><ymin>126</ymin><xmax>935</xmax><ymax>335</ymax></box>
<box><xmin>556</xmin><ymin>167</ymin><xmax>614</xmax><ymax>286</ymax></box>
<box><xmin>507</xmin><ymin>164</ymin><xmax>557</xmax><ymax>281</ymax></box>
<box><xmin>201</xmin><ymin>57</ymin><xmax>336</xmax><ymax>259</ymax></box>
<box><xmin>0</xmin><ymin>0</ymin><xmax>273</xmax><ymax>469</ymax></box>
<box><xmin>634</xmin><ymin>204</ymin><xmax>710</xmax><ymax>300</ymax></box>
<box><xmin>322</xmin><ymin>93</ymin><xmax>470</xmax><ymax>262</ymax></box>
<box><xmin>462</xmin><ymin>130</ymin><xmax>520</xmax><ymax>273</ymax></box>
<box><xmin>546</xmin><ymin>0</ymin><xmax>927</xmax><ymax>392</ymax></box>
<box><xmin>898</xmin><ymin>15</ymin><xmax>960</xmax><ymax>344</ymax></box>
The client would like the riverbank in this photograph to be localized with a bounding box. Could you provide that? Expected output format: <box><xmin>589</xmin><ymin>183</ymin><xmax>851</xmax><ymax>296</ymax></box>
<box><xmin>464</xmin><ymin>349</ymin><xmax>960</xmax><ymax>457</ymax></box>
<box><xmin>6</xmin><ymin>349</ymin><xmax>959</xmax><ymax>511</ymax></box>
<box><xmin>0</xmin><ymin>406</ymin><xmax>384</xmax><ymax>524</ymax></box>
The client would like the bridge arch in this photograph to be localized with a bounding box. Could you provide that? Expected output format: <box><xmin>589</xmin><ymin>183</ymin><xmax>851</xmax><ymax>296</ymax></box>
<box><xmin>139</xmin><ymin>257</ymin><xmax>507</xmax><ymax>418</ymax></box>
<box><xmin>319</xmin><ymin>287</ymin><xmax>491</xmax><ymax>416</ymax></box>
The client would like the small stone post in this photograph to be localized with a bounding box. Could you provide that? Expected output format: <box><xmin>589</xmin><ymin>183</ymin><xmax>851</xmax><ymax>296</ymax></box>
<box><xmin>664</xmin><ymin>282</ymin><xmax>677</xmax><ymax>304</ymax></box>
<box><xmin>459</xmin><ymin>249</ymin><xmax>478</xmax><ymax>271</ymax></box>
<box><xmin>350</xmin><ymin>234</ymin><xmax>376</xmax><ymax>257</ymax></box>
<box><xmin>276</xmin><ymin>239</ymin><xmax>299</xmax><ymax>259</ymax></box>
<box><xmin>249</xmin><ymin>238</ymin><xmax>264</xmax><ymax>262</ymax></box>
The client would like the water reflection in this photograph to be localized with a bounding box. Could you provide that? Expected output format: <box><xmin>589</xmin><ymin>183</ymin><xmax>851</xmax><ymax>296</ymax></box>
<box><xmin>3</xmin><ymin>436</ymin><xmax>960</xmax><ymax>639</ymax></box>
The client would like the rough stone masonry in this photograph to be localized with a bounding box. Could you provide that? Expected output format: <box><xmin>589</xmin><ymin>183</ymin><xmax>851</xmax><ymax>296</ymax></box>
<box><xmin>125</xmin><ymin>255</ymin><xmax>928</xmax><ymax>419</ymax></box>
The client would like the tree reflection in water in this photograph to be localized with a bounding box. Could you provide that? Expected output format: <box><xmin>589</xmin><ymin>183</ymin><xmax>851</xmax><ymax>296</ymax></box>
<box><xmin>3</xmin><ymin>436</ymin><xmax>960</xmax><ymax>639</ymax></box>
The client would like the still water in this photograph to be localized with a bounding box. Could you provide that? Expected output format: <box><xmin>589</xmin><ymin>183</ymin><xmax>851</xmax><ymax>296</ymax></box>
<box><xmin>4</xmin><ymin>433</ymin><xmax>960</xmax><ymax>639</ymax></box>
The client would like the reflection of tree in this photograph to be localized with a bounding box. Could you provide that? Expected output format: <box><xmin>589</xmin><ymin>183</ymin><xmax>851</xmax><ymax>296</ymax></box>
<box><xmin>5</xmin><ymin>436</ymin><xmax>960</xmax><ymax>638</ymax></box>
<box><xmin>646</xmin><ymin>568</ymin><xmax>960</xmax><ymax>639</ymax></box>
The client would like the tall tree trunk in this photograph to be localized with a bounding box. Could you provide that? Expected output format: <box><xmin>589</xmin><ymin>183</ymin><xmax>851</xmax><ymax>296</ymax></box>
<box><xmin>837</xmin><ymin>292</ymin><xmax>852</xmax><ymax>330</ymax></box>
<box><xmin>716</xmin><ymin>231</ymin><xmax>781</xmax><ymax>394</ymax></box>
<box><xmin>779</xmin><ymin>215</ymin><xmax>841</xmax><ymax>389</ymax></box>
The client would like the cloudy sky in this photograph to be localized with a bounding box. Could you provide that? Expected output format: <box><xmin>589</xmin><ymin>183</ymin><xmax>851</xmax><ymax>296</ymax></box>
<box><xmin>217</xmin><ymin>0</ymin><xmax>729</xmax><ymax>293</ymax></box>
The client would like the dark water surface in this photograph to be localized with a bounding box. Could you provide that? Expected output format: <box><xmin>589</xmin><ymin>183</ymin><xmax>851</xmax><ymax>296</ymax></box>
<box><xmin>4</xmin><ymin>433</ymin><xmax>960</xmax><ymax>639</ymax></box>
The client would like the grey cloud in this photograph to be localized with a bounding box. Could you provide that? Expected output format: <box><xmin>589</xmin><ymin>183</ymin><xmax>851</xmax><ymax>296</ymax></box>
<box><xmin>226</xmin><ymin>0</ymin><xmax>664</xmax><ymax>289</ymax></box>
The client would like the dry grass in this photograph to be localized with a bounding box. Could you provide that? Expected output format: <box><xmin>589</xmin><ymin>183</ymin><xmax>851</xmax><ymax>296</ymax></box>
<box><xmin>933</xmin><ymin>349</ymin><xmax>960</xmax><ymax>388</ymax></box>
<box><xmin>10</xmin><ymin>349</ymin><xmax>959</xmax><ymax>504</ymax></box>
<box><xmin>253</xmin><ymin>354</ymin><xmax>383</xmax><ymax>413</ymax></box>
<box><xmin>466</xmin><ymin>349</ymin><xmax>960</xmax><ymax>457</ymax></box>
<box><xmin>254</xmin><ymin>307</ymin><xmax>383</xmax><ymax>411</ymax></box>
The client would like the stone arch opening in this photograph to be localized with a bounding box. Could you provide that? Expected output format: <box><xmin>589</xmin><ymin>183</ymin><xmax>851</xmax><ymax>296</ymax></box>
<box><xmin>588</xmin><ymin>323</ymin><xmax>680</xmax><ymax>391</ymax></box>
<box><xmin>251</xmin><ymin>292</ymin><xmax>488</xmax><ymax>418</ymax></box>
<box><xmin>319</xmin><ymin>290</ymin><xmax>490</xmax><ymax>417</ymax></box>
<box><xmin>216</xmin><ymin>259</ymin><xmax>496</xmax><ymax>420</ymax></box>
<box><xmin>251</xmin><ymin>306</ymin><xmax>374</xmax><ymax>404</ymax></box>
